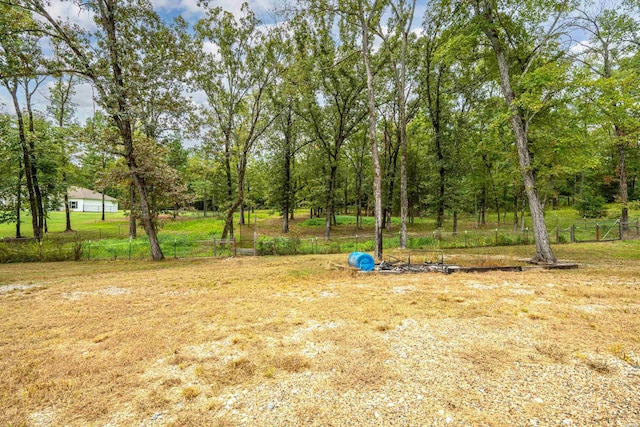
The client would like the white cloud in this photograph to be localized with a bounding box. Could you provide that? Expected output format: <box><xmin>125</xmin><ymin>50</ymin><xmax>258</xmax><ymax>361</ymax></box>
<box><xmin>202</xmin><ymin>41</ymin><xmax>220</xmax><ymax>58</ymax></box>
<box><xmin>151</xmin><ymin>0</ymin><xmax>205</xmax><ymax>18</ymax></box>
<box><xmin>570</xmin><ymin>40</ymin><xmax>593</xmax><ymax>55</ymax></box>
<box><xmin>46</xmin><ymin>1</ymin><xmax>96</xmax><ymax>31</ymax></box>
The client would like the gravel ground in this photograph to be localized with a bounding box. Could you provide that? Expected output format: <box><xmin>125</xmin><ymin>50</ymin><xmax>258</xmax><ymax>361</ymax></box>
<box><xmin>132</xmin><ymin>316</ymin><xmax>640</xmax><ymax>427</ymax></box>
<box><xmin>5</xmin><ymin>256</ymin><xmax>639</xmax><ymax>427</ymax></box>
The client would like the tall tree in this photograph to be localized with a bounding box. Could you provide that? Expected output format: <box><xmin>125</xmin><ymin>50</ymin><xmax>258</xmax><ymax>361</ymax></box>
<box><xmin>292</xmin><ymin>6</ymin><xmax>368</xmax><ymax>240</ymax></box>
<box><xmin>194</xmin><ymin>3</ymin><xmax>279</xmax><ymax>240</ymax></box>
<box><xmin>47</xmin><ymin>75</ymin><xmax>77</xmax><ymax>231</ymax></box>
<box><xmin>12</xmin><ymin>0</ymin><xmax>188</xmax><ymax>260</ymax></box>
<box><xmin>573</xmin><ymin>4</ymin><xmax>640</xmax><ymax>229</ymax></box>
<box><xmin>0</xmin><ymin>113</ymin><xmax>24</xmax><ymax>237</ymax></box>
<box><xmin>0</xmin><ymin>4</ymin><xmax>46</xmax><ymax>240</ymax></box>
<box><xmin>469</xmin><ymin>0</ymin><xmax>571</xmax><ymax>263</ymax></box>
<box><xmin>380</xmin><ymin>0</ymin><xmax>418</xmax><ymax>248</ymax></box>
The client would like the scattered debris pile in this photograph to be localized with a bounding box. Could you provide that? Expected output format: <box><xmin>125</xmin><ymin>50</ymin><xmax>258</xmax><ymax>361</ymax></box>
<box><xmin>376</xmin><ymin>254</ymin><xmax>578</xmax><ymax>274</ymax></box>
<box><xmin>378</xmin><ymin>261</ymin><xmax>454</xmax><ymax>274</ymax></box>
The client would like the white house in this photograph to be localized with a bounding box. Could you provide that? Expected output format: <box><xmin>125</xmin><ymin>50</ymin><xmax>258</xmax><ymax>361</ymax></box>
<box><xmin>63</xmin><ymin>187</ymin><xmax>119</xmax><ymax>213</ymax></box>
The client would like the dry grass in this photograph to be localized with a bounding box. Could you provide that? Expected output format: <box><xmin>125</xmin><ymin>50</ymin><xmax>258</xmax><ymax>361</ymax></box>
<box><xmin>1</xmin><ymin>242</ymin><xmax>639</xmax><ymax>426</ymax></box>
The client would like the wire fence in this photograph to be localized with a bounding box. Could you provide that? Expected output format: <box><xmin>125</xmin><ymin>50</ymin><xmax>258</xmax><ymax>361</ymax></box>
<box><xmin>1</xmin><ymin>218</ymin><xmax>638</xmax><ymax>263</ymax></box>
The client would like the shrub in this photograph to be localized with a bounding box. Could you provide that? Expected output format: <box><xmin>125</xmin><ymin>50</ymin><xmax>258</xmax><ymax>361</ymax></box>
<box><xmin>576</xmin><ymin>189</ymin><xmax>606</xmax><ymax>219</ymax></box>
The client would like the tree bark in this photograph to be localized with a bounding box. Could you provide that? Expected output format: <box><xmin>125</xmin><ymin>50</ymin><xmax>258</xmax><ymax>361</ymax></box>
<box><xmin>359</xmin><ymin>5</ymin><xmax>383</xmax><ymax>260</ymax></box>
<box><xmin>7</xmin><ymin>82</ymin><xmax>42</xmax><ymax>241</ymax></box>
<box><xmin>22</xmin><ymin>80</ymin><xmax>45</xmax><ymax>238</ymax></box>
<box><xmin>129</xmin><ymin>182</ymin><xmax>137</xmax><ymax>239</ymax></box>
<box><xmin>324</xmin><ymin>163</ymin><xmax>338</xmax><ymax>240</ymax></box>
<box><xmin>16</xmin><ymin>162</ymin><xmax>23</xmax><ymax>239</ymax></box>
<box><xmin>64</xmin><ymin>192</ymin><xmax>72</xmax><ymax>231</ymax></box>
<box><xmin>97</xmin><ymin>0</ymin><xmax>163</xmax><ymax>260</ymax></box>
<box><xmin>616</xmin><ymin>127</ymin><xmax>628</xmax><ymax>231</ymax></box>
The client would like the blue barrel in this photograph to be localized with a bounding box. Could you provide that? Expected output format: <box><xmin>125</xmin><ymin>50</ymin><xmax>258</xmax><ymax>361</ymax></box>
<box><xmin>348</xmin><ymin>252</ymin><xmax>375</xmax><ymax>272</ymax></box>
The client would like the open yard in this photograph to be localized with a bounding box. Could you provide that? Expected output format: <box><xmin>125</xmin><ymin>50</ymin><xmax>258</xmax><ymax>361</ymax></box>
<box><xmin>1</xmin><ymin>242</ymin><xmax>639</xmax><ymax>426</ymax></box>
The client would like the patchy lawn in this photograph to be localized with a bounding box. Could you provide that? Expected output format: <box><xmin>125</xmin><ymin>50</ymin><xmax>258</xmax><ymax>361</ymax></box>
<box><xmin>1</xmin><ymin>243</ymin><xmax>639</xmax><ymax>426</ymax></box>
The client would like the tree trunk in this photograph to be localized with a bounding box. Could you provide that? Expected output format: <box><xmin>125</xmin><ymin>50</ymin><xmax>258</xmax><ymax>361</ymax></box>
<box><xmin>395</xmin><ymin>0</ymin><xmax>416</xmax><ymax>249</ymax></box>
<box><xmin>282</xmin><ymin>125</ymin><xmax>292</xmax><ymax>233</ymax></box>
<box><xmin>122</xmin><ymin>127</ymin><xmax>163</xmax><ymax>259</ymax></box>
<box><xmin>477</xmin><ymin>3</ymin><xmax>555</xmax><ymax>263</ymax></box>
<box><xmin>324</xmin><ymin>163</ymin><xmax>338</xmax><ymax>240</ymax></box>
<box><xmin>129</xmin><ymin>182</ymin><xmax>137</xmax><ymax>238</ymax></box>
<box><xmin>222</xmin><ymin>153</ymin><xmax>249</xmax><ymax>240</ymax></box>
<box><xmin>513</xmin><ymin>190</ymin><xmax>519</xmax><ymax>232</ymax></box>
<box><xmin>203</xmin><ymin>187</ymin><xmax>207</xmax><ymax>217</ymax></box>
<box><xmin>64</xmin><ymin>193</ymin><xmax>72</xmax><ymax>232</ymax></box>
<box><xmin>16</xmin><ymin>163</ymin><xmax>23</xmax><ymax>239</ymax></box>
<box><xmin>7</xmin><ymin>82</ymin><xmax>41</xmax><ymax>241</ymax></box>
<box><xmin>453</xmin><ymin>210</ymin><xmax>458</xmax><ymax>236</ymax></box>
<box><xmin>24</xmin><ymin>82</ymin><xmax>45</xmax><ymax>239</ymax></box>
<box><xmin>616</xmin><ymin>128</ymin><xmax>628</xmax><ymax>231</ymax></box>
<box><xmin>481</xmin><ymin>189</ymin><xmax>487</xmax><ymax>226</ymax></box>
<box><xmin>359</xmin><ymin>6</ymin><xmax>383</xmax><ymax>260</ymax></box>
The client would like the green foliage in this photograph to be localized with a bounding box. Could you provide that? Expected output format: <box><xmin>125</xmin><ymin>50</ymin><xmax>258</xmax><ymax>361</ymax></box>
<box><xmin>300</xmin><ymin>215</ymin><xmax>399</xmax><ymax>227</ymax></box>
<box><xmin>576</xmin><ymin>189</ymin><xmax>606</xmax><ymax>219</ymax></box>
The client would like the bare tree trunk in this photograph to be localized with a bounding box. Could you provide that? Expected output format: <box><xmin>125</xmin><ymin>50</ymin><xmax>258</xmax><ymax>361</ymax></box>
<box><xmin>203</xmin><ymin>187</ymin><xmax>207</xmax><ymax>217</ymax></box>
<box><xmin>282</xmin><ymin>127</ymin><xmax>292</xmax><ymax>233</ymax></box>
<box><xmin>324</xmin><ymin>163</ymin><xmax>338</xmax><ymax>240</ymax></box>
<box><xmin>359</xmin><ymin>5</ymin><xmax>383</xmax><ymax>260</ymax></box>
<box><xmin>24</xmin><ymin>82</ymin><xmax>45</xmax><ymax>238</ymax></box>
<box><xmin>129</xmin><ymin>182</ymin><xmax>137</xmax><ymax>239</ymax></box>
<box><xmin>16</xmin><ymin>162</ymin><xmax>23</xmax><ymax>239</ymax></box>
<box><xmin>64</xmin><ymin>193</ymin><xmax>72</xmax><ymax>231</ymax></box>
<box><xmin>616</xmin><ymin>128</ymin><xmax>628</xmax><ymax>231</ymax></box>
<box><xmin>123</xmin><ymin>129</ymin><xmax>163</xmax><ymax>260</ymax></box>
<box><xmin>395</xmin><ymin>0</ymin><xmax>416</xmax><ymax>249</ymax></box>
<box><xmin>513</xmin><ymin>190</ymin><xmax>519</xmax><ymax>232</ymax></box>
<box><xmin>7</xmin><ymin>82</ymin><xmax>41</xmax><ymax>241</ymax></box>
<box><xmin>222</xmin><ymin>153</ymin><xmax>249</xmax><ymax>240</ymax></box>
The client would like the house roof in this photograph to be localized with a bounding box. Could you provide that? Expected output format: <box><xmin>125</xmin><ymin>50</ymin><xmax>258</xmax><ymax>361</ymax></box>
<box><xmin>68</xmin><ymin>186</ymin><xmax>117</xmax><ymax>201</ymax></box>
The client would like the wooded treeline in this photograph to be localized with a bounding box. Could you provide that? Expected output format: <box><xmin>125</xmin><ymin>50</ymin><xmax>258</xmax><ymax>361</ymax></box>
<box><xmin>1</xmin><ymin>0</ymin><xmax>639</xmax><ymax>262</ymax></box>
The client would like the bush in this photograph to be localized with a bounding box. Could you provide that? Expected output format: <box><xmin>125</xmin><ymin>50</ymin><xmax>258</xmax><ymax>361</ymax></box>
<box><xmin>576</xmin><ymin>189</ymin><xmax>606</xmax><ymax>219</ymax></box>
<box><xmin>257</xmin><ymin>237</ymin><xmax>301</xmax><ymax>255</ymax></box>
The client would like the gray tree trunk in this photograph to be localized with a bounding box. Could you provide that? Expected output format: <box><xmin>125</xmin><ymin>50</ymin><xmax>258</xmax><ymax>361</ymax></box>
<box><xmin>476</xmin><ymin>2</ymin><xmax>556</xmax><ymax>264</ymax></box>
<box><xmin>359</xmin><ymin>5</ymin><xmax>383</xmax><ymax>260</ymax></box>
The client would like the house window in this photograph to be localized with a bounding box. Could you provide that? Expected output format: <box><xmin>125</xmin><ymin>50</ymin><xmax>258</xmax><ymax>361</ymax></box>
<box><xmin>70</xmin><ymin>201</ymin><xmax>78</xmax><ymax>209</ymax></box>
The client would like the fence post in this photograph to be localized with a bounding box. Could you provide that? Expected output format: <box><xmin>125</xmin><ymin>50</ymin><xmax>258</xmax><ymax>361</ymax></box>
<box><xmin>596</xmin><ymin>223</ymin><xmax>600</xmax><ymax>241</ymax></box>
<box><xmin>355</xmin><ymin>234</ymin><xmax>358</xmax><ymax>252</ymax></box>
<box><xmin>619</xmin><ymin>220</ymin><xmax>624</xmax><ymax>241</ymax></box>
<box><xmin>233</xmin><ymin>237</ymin><xmax>237</xmax><ymax>257</ymax></box>
<box><xmin>525</xmin><ymin>227</ymin><xmax>529</xmax><ymax>244</ymax></box>
<box><xmin>465</xmin><ymin>230</ymin><xmax>468</xmax><ymax>247</ymax></box>
<box><xmin>636</xmin><ymin>218</ymin><xmax>639</xmax><ymax>237</ymax></box>
<box><xmin>174</xmin><ymin>239</ymin><xmax>177</xmax><ymax>258</ymax></box>
<box><xmin>128</xmin><ymin>237</ymin><xmax>132</xmax><ymax>260</ymax></box>
<box><xmin>254</xmin><ymin>231</ymin><xmax>257</xmax><ymax>256</ymax></box>
<box><xmin>213</xmin><ymin>237</ymin><xmax>217</xmax><ymax>257</ymax></box>
<box><xmin>570</xmin><ymin>224</ymin><xmax>575</xmax><ymax>243</ymax></box>
<box><xmin>88</xmin><ymin>240</ymin><xmax>91</xmax><ymax>261</ymax></box>
<box><xmin>495</xmin><ymin>228</ymin><xmax>499</xmax><ymax>246</ymax></box>
<box><xmin>556</xmin><ymin>226</ymin><xmax>559</xmax><ymax>244</ymax></box>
